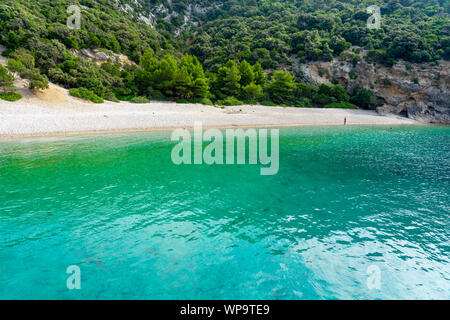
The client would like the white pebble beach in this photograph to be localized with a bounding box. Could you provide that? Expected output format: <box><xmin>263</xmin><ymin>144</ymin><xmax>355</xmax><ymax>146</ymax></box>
<box><xmin>0</xmin><ymin>84</ymin><xmax>418</xmax><ymax>138</ymax></box>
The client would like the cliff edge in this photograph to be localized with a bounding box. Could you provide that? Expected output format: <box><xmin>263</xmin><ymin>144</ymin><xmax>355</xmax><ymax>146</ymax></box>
<box><xmin>299</xmin><ymin>51</ymin><xmax>449</xmax><ymax>124</ymax></box>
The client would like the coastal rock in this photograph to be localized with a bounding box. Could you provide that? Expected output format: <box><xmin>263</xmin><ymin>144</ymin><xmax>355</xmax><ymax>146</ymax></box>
<box><xmin>407</xmin><ymin>101</ymin><xmax>450</xmax><ymax>124</ymax></box>
<box><xmin>393</xmin><ymin>79</ymin><xmax>423</xmax><ymax>93</ymax></box>
<box><xmin>297</xmin><ymin>52</ymin><xmax>450</xmax><ymax>124</ymax></box>
<box><xmin>425</xmin><ymin>87</ymin><xmax>450</xmax><ymax>107</ymax></box>
<box><xmin>376</xmin><ymin>105</ymin><xmax>405</xmax><ymax>116</ymax></box>
<box><xmin>379</xmin><ymin>94</ymin><xmax>410</xmax><ymax>107</ymax></box>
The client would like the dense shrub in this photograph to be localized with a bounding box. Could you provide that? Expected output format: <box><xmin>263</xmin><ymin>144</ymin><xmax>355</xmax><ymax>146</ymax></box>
<box><xmin>349</xmin><ymin>70</ymin><xmax>358</xmax><ymax>80</ymax></box>
<box><xmin>29</xmin><ymin>72</ymin><xmax>49</xmax><ymax>90</ymax></box>
<box><xmin>313</xmin><ymin>93</ymin><xmax>334</xmax><ymax>106</ymax></box>
<box><xmin>130</xmin><ymin>96</ymin><xmax>150</xmax><ymax>104</ymax></box>
<box><xmin>192</xmin><ymin>98</ymin><xmax>213</xmax><ymax>105</ymax></box>
<box><xmin>382</xmin><ymin>77</ymin><xmax>391</xmax><ymax>86</ymax></box>
<box><xmin>149</xmin><ymin>90</ymin><xmax>168</xmax><ymax>101</ymax></box>
<box><xmin>216</xmin><ymin>97</ymin><xmax>244</xmax><ymax>106</ymax></box>
<box><xmin>294</xmin><ymin>97</ymin><xmax>313</xmax><ymax>108</ymax></box>
<box><xmin>350</xmin><ymin>85</ymin><xmax>376</xmax><ymax>109</ymax></box>
<box><xmin>7</xmin><ymin>59</ymin><xmax>24</xmax><ymax>73</ymax></box>
<box><xmin>0</xmin><ymin>65</ymin><xmax>14</xmax><ymax>91</ymax></box>
<box><xmin>260</xmin><ymin>100</ymin><xmax>278</xmax><ymax>107</ymax></box>
<box><xmin>0</xmin><ymin>91</ymin><xmax>22</xmax><ymax>101</ymax></box>
<box><xmin>104</xmin><ymin>92</ymin><xmax>120</xmax><ymax>103</ymax></box>
<box><xmin>69</xmin><ymin>88</ymin><xmax>104</xmax><ymax>103</ymax></box>
<box><xmin>324</xmin><ymin>102</ymin><xmax>358</xmax><ymax>109</ymax></box>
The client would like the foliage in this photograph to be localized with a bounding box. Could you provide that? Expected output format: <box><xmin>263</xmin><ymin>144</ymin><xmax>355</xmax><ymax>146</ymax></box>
<box><xmin>29</xmin><ymin>72</ymin><xmax>49</xmax><ymax>90</ymax></box>
<box><xmin>382</xmin><ymin>77</ymin><xmax>391</xmax><ymax>86</ymax></box>
<box><xmin>242</xmin><ymin>83</ymin><xmax>263</xmax><ymax>103</ymax></box>
<box><xmin>69</xmin><ymin>87</ymin><xmax>104</xmax><ymax>103</ymax></box>
<box><xmin>188</xmin><ymin>0</ymin><xmax>448</xmax><ymax>68</ymax></box>
<box><xmin>192</xmin><ymin>97</ymin><xmax>213</xmax><ymax>105</ymax></box>
<box><xmin>0</xmin><ymin>90</ymin><xmax>22</xmax><ymax>101</ymax></box>
<box><xmin>216</xmin><ymin>96</ymin><xmax>244</xmax><ymax>106</ymax></box>
<box><xmin>136</xmin><ymin>52</ymin><xmax>210</xmax><ymax>100</ymax></box>
<box><xmin>105</xmin><ymin>92</ymin><xmax>119</xmax><ymax>103</ymax></box>
<box><xmin>265</xmin><ymin>71</ymin><xmax>295</xmax><ymax>104</ymax></box>
<box><xmin>216</xmin><ymin>60</ymin><xmax>241</xmax><ymax>97</ymax></box>
<box><xmin>0</xmin><ymin>0</ymin><xmax>446</xmax><ymax>108</ymax></box>
<box><xmin>350</xmin><ymin>84</ymin><xmax>376</xmax><ymax>109</ymax></box>
<box><xmin>130</xmin><ymin>96</ymin><xmax>150</xmax><ymax>103</ymax></box>
<box><xmin>324</xmin><ymin>102</ymin><xmax>358</xmax><ymax>109</ymax></box>
<box><xmin>0</xmin><ymin>65</ymin><xmax>14</xmax><ymax>91</ymax></box>
<box><xmin>293</xmin><ymin>97</ymin><xmax>313</xmax><ymax>108</ymax></box>
<box><xmin>349</xmin><ymin>70</ymin><xmax>358</xmax><ymax>80</ymax></box>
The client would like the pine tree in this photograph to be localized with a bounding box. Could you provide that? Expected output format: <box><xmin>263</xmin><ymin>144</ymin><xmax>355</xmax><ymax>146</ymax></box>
<box><xmin>238</xmin><ymin>60</ymin><xmax>254</xmax><ymax>87</ymax></box>
<box><xmin>0</xmin><ymin>65</ymin><xmax>15</xmax><ymax>92</ymax></box>
<box><xmin>154</xmin><ymin>54</ymin><xmax>178</xmax><ymax>95</ymax></box>
<box><xmin>266</xmin><ymin>71</ymin><xmax>295</xmax><ymax>103</ymax></box>
<box><xmin>140</xmin><ymin>51</ymin><xmax>159</xmax><ymax>73</ymax></box>
<box><xmin>180</xmin><ymin>54</ymin><xmax>209</xmax><ymax>98</ymax></box>
<box><xmin>173</xmin><ymin>66</ymin><xmax>193</xmax><ymax>99</ymax></box>
<box><xmin>253</xmin><ymin>62</ymin><xmax>266</xmax><ymax>86</ymax></box>
<box><xmin>192</xmin><ymin>78</ymin><xmax>210</xmax><ymax>98</ymax></box>
<box><xmin>136</xmin><ymin>50</ymin><xmax>159</xmax><ymax>93</ymax></box>
<box><xmin>243</xmin><ymin>83</ymin><xmax>263</xmax><ymax>103</ymax></box>
<box><xmin>217</xmin><ymin>60</ymin><xmax>241</xmax><ymax>97</ymax></box>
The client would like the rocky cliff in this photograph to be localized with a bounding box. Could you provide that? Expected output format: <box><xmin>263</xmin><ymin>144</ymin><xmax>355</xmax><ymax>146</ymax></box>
<box><xmin>298</xmin><ymin>50</ymin><xmax>449</xmax><ymax>124</ymax></box>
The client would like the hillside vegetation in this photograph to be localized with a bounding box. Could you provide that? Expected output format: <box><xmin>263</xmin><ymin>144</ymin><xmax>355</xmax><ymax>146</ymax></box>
<box><xmin>0</xmin><ymin>0</ymin><xmax>448</xmax><ymax>108</ymax></box>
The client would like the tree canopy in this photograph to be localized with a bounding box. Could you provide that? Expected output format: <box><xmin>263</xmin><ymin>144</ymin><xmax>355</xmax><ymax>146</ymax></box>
<box><xmin>0</xmin><ymin>0</ymin><xmax>447</xmax><ymax>106</ymax></box>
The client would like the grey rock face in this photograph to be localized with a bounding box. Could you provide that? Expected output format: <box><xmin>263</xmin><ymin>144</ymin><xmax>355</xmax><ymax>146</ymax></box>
<box><xmin>80</xmin><ymin>49</ymin><xmax>95</xmax><ymax>59</ymax></box>
<box><xmin>300</xmin><ymin>57</ymin><xmax>449</xmax><ymax>124</ymax></box>
<box><xmin>381</xmin><ymin>95</ymin><xmax>410</xmax><ymax>106</ymax></box>
<box><xmin>407</xmin><ymin>101</ymin><xmax>450</xmax><ymax>124</ymax></box>
<box><xmin>425</xmin><ymin>87</ymin><xmax>450</xmax><ymax>107</ymax></box>
<box><xmin>376</xmin><ymin>105</ymin><xmax>405</xmax><ymax>116</ymax></box>
<box><xmin>95</xmin><ymin>52</ymin><xmax>109</xmax><ymax>61</ymax></box>
<box><xmin>79</xmin><ymin>49</ymin><xmax>110</xmax><ymax>61</ymax></box>
<box><xmin>393</xmin><ymin>79</ymin><xmax>423</xmax><ymax>93</ymax></box>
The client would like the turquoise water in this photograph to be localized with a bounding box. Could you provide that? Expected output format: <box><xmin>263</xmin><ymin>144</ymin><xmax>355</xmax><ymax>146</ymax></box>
<box><xmin>0</xmin><ymin>125</ymin><xmax>449</xmax><ymax>300</ymax></box>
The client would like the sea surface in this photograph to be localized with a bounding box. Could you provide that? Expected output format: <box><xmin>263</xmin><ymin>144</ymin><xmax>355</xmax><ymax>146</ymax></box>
<box><xmin>0</xmin><ymin>125</ymin><xmax>449</xmax><ymax>299</ymax></box>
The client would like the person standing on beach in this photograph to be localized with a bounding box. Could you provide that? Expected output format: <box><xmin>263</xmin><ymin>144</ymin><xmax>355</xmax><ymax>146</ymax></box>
<box><xmin>344</xmin><ymin>117</ymin><xmax>347</xmax><ymax>125</ymax></box>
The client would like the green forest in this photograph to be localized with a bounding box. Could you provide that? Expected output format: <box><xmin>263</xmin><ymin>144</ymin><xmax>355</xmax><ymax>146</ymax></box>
<box><xmin>0</xmin><ymin>0</ymin><xmax>448</xmax><ymax>107</ymax></box>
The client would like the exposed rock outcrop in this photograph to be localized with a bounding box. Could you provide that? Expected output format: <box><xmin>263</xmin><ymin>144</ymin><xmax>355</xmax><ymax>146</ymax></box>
<box><xmin>70</xmin><ymin>49</ymin><xmax>135</xmax><ymax>69</ymax></box>
<box><xmin>407</xmin><ymin>101</ymin><xmax>450</xmax><ymax>123</ymax></box>
<box><xmin>298</xmin><ymin>50</ymin><xmax>449</xmax><ymax>124</ymax></box>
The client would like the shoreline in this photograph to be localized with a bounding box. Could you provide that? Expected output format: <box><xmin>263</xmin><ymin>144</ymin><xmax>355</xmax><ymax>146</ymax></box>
<box><xmin>0</xmin><ymin>95</ymin><xmax>420</xmax><ymax>139</ymax></box>
<box><xmin>0</xmin><ymin>122</ymin><xmax>426</xmax><ymax>140</ymax></box>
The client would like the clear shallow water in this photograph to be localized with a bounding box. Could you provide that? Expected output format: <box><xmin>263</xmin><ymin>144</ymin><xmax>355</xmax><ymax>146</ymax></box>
<box><xmin>0</xmin><ymin>125</ymin><xmax>449</xmax><ymax>300</ymax></box>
